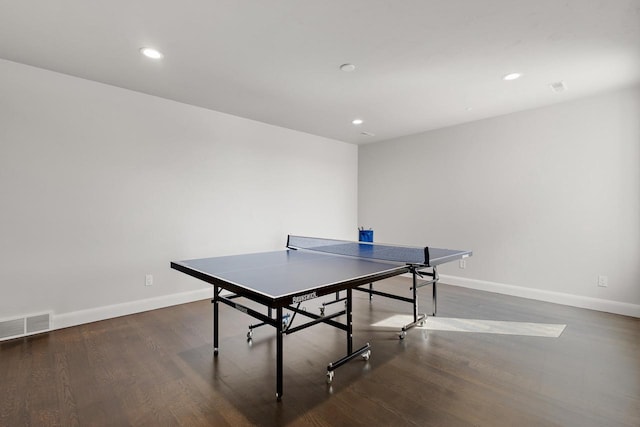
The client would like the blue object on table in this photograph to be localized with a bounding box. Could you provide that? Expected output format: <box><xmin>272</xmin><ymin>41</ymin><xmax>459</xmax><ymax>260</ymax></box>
<box><xmin>359</xmin><ymin>229</ymin><xmax>373</xmax><ymax>242</ymax></box>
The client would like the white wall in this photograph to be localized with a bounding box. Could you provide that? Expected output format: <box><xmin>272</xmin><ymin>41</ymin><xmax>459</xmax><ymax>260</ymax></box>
<box><xmin>0</xmin><ymin>59</ymin><xmax>358</xmax><ymax>327</ymax></box>
<box><xmin>359</xmin><ymin>86</ymin><xmax>640</xmax><ymax>316</ymax></box>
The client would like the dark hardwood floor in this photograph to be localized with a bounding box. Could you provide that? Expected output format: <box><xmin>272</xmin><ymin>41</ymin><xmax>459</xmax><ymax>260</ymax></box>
<box><xmin>1</xmin><ymin>279</ymin><xmax>639</xmax><ymax>426</ymax></box>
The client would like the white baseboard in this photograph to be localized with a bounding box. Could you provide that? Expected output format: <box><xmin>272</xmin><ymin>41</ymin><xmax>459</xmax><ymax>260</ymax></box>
<box><xmin>50</xmin><ymin>275</ymin><xmax>639</xmax><ymax>331</ymax></box>
<box><xmin>439</xmin><ymin>274</ymin><xmax>640</xmax><ymax>318</ymax></box>
<box><xmin>52</xmin><ymin>287</ymin><xmax>214</xmax><ymax>330</ymax></box>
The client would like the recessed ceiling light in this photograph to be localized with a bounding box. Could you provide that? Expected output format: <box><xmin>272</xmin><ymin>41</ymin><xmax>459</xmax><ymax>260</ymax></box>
<box><xmin>503</xmin><ymin>72</ymin><xmax>522</xmax><ymax>81</ymax></box>
<box><xmin>550</xmin><ymin>81</ymin><xmax>567</xmax><ymax>93</ymax></box>
<box><xmin>352</xmin><ymin>119</ymin><xmax>364</xmax><ymax>125</ymax></box>
<box><xmin>340</xmin><ymin>63</ymin><xmax>356</xmax><ymax>72</ymax></box>
<box><xmin>140</xmin><ymin>47</ymin><xmax>164</xmax><ymax>59</ymax></box>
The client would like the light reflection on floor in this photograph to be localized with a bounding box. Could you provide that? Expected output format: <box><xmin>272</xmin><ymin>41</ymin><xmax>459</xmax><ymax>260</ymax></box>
<box><xmin>371</xmin><ymin>315</ymin><xmax>566</xmax><ymax>337</ymax></box>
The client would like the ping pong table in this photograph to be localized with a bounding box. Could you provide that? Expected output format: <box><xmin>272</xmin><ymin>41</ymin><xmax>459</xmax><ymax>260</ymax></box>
<box><xmin>170</xmin><ymin>235</ymin><xmax>471</xmax><ymax>400</ymax></box>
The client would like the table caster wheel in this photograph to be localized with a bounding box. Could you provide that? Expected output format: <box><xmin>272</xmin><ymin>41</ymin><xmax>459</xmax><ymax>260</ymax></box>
<box><xmin>214</xmin><ymin>348</ymin><xmax>219</xmax><ymax>356</ymax></box>
<box><xmin>326</xmin><ymin>371</ymin><xmax>334</xmax><ymax>384</ymax></box>
<box><xmin>247</xmin><ymin>330</ymin><xmax>253</xmax><ymax>339</ymax></box>
<box><xmin>399</xmin><ymin>331</ymin><xmax>406</xmax><ymax>340</ymax></box>
<box><xmin>362</xmin><ymin>350</ymin><xmax>371</xmax><ymax>361</ymax></box>
<box><xmin>319</xmin><ymin>307</ymin><xmax>325</xmax><ymax>316</ymax></box>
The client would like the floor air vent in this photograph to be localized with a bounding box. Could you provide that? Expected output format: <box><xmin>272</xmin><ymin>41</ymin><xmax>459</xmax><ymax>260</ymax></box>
<box><xmin>0</xmin><ymin>313</ymin><xmax>51</xmax><ymax>341</ymax></box>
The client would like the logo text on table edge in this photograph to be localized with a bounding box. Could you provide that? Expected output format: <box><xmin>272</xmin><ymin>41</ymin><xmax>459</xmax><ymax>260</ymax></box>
<box><xmin>292</xmin><ymin>292</ymin><xmax>317</xmax><ymax>303</ymax></box>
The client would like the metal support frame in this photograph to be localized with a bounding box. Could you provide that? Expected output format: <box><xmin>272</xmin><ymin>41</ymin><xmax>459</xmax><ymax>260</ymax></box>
<box><xmin>398</xmin><ymin>268</ymin><xmax>426</xmax><ymax>339</ymax></box>
<box><xmin>354</xmin><ymin>265</ymin><xmax>439</xmax><ymax>339</ymax></box>
<box><xmin>276</xmin><ymin>306</ymin><xmax>283</xmax><ymax>400</ymax></box>
<box><xmin>213</xmin><ymin>286</ymin><xmax>220</xmax><ymax>355</ymax></box>
<box><xmin>326</xmin><ymin>288</ymin><xmax>370</xmax><ymax>384</ymax></box>
<box><xmin>211</xmin><ymin>287</ymin><xmax>370</xmax><ymax>400</ymax></box>
<box><xmin>319</xmin><ymin>291</ymin><xmax>346</xmax><ymax>315</ymax></box>
<box><xmin>432</xmin><ymin>270</ymin><xmax>437</xmax><ymax>316</ymax></box>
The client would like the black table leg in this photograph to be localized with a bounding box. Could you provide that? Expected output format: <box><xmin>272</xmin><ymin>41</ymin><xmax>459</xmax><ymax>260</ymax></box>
<box><xmin>213</xmin><ymin>286</ymin><xmax>219</xmax><ymax>355</ymax></box>
<box><xmin>276</xmin><ymin>306</ymin><xmax>283</xmax><ymax>401</ymax></box>
<box><xmin>432</xmin><ymin>267</ymin><xmax>438</xmax><ymax>316</ymax></box>
<box><xmin>326</xmin><ymin>288</ymin><xmax>371</xmax><ymax>383</ymax></box>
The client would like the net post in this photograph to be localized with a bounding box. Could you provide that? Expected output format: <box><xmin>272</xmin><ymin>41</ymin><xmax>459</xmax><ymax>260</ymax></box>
<box><xmin>424</xmin><ymin>247</ymin><xmax>430</xmax><ymax>266</ymax></box>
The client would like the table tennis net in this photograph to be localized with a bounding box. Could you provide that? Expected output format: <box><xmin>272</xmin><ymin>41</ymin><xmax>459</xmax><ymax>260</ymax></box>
<box><xmin>287</xmin><ymin>235</ymin><xmax>430</xmax><ymax>266</ymax></box>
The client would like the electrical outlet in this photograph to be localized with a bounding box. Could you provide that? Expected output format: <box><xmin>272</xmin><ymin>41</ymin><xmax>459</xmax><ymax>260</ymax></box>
<box><xmin>145</xmin><ymin>274</ymin><xmax>153</xmax><ymax>287</ymax></box>
<box><xmin>597</xmin><ymin>275</ymin><xmax>608</xmax><ymax>287</ymax></box>
<box><xmin>459</xmin><ymin>259</ymin><xmax>466</xmax><ymax>269</ymax></box>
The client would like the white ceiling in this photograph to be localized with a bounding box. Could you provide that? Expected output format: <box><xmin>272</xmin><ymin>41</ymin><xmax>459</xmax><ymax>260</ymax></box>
<box><xmin>1</xmin><ymin>0</ymin><xmax>639</xmax><ymax>144</ymax></box>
